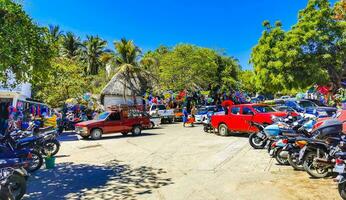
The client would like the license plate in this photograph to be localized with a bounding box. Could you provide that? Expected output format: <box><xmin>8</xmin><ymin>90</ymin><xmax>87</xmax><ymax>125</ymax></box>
<box><xmin>334</xmin><ymin>164</ymin><xmax>345</xmax><ymax>174</ymax></box>
<box><xmin>299</xmin><ymin>146</ymin><xmax>307</xmax><ymax>161</ymax></box>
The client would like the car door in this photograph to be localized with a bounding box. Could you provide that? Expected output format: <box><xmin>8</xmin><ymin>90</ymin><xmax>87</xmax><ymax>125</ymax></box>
<box><xmin>228</xmin><ymin>106</ymin><xmax>242</xmax><ymax>131</ymax></box>
<box><xmin>239</xmin><ymin>106</ymin><xmax>255</xmax><ymax>132</ymax></box>
<box><xmin>103</xmin><ymin>112</ymin><xmax>123</xmax><ymax>134</ymax></box>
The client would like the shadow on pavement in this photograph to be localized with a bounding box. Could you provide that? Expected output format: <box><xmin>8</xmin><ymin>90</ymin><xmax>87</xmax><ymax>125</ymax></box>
<box><xmin>25</xmin><ymin>160</ymin><xmax>173</xmax><ymax>200</ymax></box>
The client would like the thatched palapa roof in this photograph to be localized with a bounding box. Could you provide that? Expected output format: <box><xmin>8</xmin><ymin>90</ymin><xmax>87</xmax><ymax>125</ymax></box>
<box><xmin>101</xmin><ymin>72</ymin><xmax>149</xmax><ymax>97</ymax></box>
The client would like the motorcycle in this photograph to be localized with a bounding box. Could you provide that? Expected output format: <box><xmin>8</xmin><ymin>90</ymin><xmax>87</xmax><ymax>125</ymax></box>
<box><xmin>9</xmin><ymin>125</ymin><xmax>60</xmax><ymax>157</ymax></box>
<box><xmin>0</xmin><ymin>134</ymin><xmax>43</xmax><ymax>173</ymax></box>
<box><xmin>299</xmin><ymin>119</ymin><xmax>345</xmax><ymax>178</ymax></box>
<box><xmin>0</xmin><ymin>158</ymin><xmax>28</xmax><ymax>200</ymax></box>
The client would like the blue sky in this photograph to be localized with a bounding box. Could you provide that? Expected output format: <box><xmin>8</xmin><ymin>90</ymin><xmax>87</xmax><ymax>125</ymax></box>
<box><xmin>24</xmin><ymin>0</ymin><xmax>336</xmax><ymax>70</ymax></box>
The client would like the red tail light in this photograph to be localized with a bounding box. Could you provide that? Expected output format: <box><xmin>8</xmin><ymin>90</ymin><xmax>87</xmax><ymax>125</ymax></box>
<box><xmin>336</xmin><ymin>158</ymin><xmax>344</xmax><ymax>165</ymax></box>
<box><xmin>271</xmin><ymin>142</ymin><xmax>277</xmax><ymax>147</ymax></box>
<box><xmin>282</xmin><ymin>139</ymin><xmax>288</xmax><ymax>144</ymax></box>
<box><xmin>27</xmin><ymin>152</ymin><xmax>33</xmax><ymax>159</ymax></box>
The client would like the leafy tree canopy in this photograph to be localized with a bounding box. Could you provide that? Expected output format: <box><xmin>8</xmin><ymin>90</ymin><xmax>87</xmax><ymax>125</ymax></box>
<box><xmin>0</xmin><ymin>0</ymin><xmax>53</xmax><ymax>85</ymax></box>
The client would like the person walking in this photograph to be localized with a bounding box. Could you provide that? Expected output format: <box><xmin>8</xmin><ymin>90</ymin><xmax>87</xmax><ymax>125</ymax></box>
<box><xmin>182</xmin><ymin>107</ymin><xmax>188</xmax><ymax>127</ymax></box>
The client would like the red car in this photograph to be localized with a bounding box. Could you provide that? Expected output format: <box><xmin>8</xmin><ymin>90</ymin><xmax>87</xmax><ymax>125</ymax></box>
<box><xmin>75</xmin><ymin>109</ymin><xmax>151</xmax><ymax>140</ymax></box>
<box><xmin>211</xmin><ymin>104</ymin><xmax>292</xmax><ymax>136</ymax></box>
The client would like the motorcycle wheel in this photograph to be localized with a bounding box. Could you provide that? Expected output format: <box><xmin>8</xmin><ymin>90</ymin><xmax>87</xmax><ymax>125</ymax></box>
<box><xmin>303</xmin><ymin>150</ymin><xmax>329</xmax><ymax>178</ymax></box>
<box><xmin>27</xmin><ymin>150</ymin><xmax>43</xmax><ymax>172</ymax></box>
<box><xmin>287</xmin><ymin>151</ymin><xmax>304</xmax><ymax>171</ymax></box>
<box><xmin>338</xmin><ymin>180</ymin><xmax>346</xmax><ymax>200</ymax></box>
<box><xmin>274</xmin><ymin>148</ymin><xmax>289</xmax><ymax>165</ymax></box>
<box><xmin>248</xmin><ymin>133</ymin><xmax>266</xmax><ymax>149</ymax></box>
<box><xmin>8</xmin><ymin>173</ymin><xmax>26</xmax><ymax>200</ymax></box>
<box><xmin>42</xmin><ymin>139</ymin><xmax>60</xmax><ymax>156</ymax></box>
<box><xmin>203</xmin><ymin>126</ymin><xmax>208</xmax><ymax>133</ymax></box>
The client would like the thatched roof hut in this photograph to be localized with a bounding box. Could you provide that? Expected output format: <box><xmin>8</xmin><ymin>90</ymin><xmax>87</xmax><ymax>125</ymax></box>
<box><xmin>100</xmin><ymin>72</ymin><xmax>150</xmax><ymax>107</ymax></box>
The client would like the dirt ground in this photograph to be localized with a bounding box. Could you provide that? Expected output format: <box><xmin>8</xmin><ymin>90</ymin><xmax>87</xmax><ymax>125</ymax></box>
<box><xmin>24</xmin><ymin>123</ymin><xmax>341</xmax><ymax>200</ymax></box>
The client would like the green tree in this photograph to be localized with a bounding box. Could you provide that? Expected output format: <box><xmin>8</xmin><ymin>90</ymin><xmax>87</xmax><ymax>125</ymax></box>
<box><xmin>282</xmin><ymin>0</ymin><xmax>345</xmax><ymax>92</ymax></box>
<box><xmin>61</xmin><ymin>31</ymin><xmax>82</xmax><ymax>59</ymax></box>
<box><xmin>48</xmin><ymin>24</ymin><xmax>63</xmax><ymax>43</ymax></box>
<box><xmin>158</xmin><ymin>44</ymin><xmax>219</xmax><ymax>91</ymax></box>
<box><xmin>82</xmin><ymin>35</ymin><xmax>107</xmax><ymax>75</ymax></box>
<box><xmin>239</xmin><ymin>70</ymin><xmax>256</xmax><ymax>94</ymax></box>
<box><xmin>0</xmin><ymin>0</ymin><xmax>53</xmax><ymax>85</ymax></box>
<box><xmin>33</xmin><ymin>58</ymin><xmax>89</xmax><ymax>107</ymax></box>
<box><xmin>250</xmin><ymin>21</ymin><xmax>286</xmax><ymax>93</ymax></box>
<box><xmin>113</xmin><ymin>38</ymin><xmax>144</xmax><ymax>102</ymax></box>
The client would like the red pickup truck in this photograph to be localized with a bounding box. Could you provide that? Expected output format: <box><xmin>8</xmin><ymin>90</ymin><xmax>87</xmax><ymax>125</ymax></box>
<box><xmin>211</xmin><ymin>104</ymin><xmax>291</xmax><ymax>136</ymax></box>
<box><xmin>75</xmin><ymin>109</ymin><xmax>151</xmax><ymax>140</ymax></box>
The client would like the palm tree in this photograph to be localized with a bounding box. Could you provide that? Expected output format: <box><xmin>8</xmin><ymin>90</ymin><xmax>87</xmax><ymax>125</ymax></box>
<box><xmin>61</xmin><ymin>32</ymin><xmax>82</xmax><ymax>59</ymax></box>
<box><xmin>48</xmin><ymin>25</ymin><xmax>63</xmax><ymax>42</ymax></box>
<box><xmin>113</xmin><ymin>38</ymin><xmax>143</xmax><ymax>103</ymax></box>
<box><xmin>82</xmin><ymin>35</ymin><xmax>107</xmax><ymax>75</ymax></box>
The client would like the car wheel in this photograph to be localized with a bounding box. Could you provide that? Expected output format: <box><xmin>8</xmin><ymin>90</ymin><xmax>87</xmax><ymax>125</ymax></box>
<box><xmin>218</xmin><ymin>124</ymin><xmax>229</xmax><ymax>136</ymax></box>
<box><xmin>132</xmin><ymin>126</ymin><xmax>142</xmax><ymax>136</ymax></box>
<box><xmin>149</xmin><ymin>122</ymin><xmax>155</xmax><ymax>129</ymax></box>
<box><xmin>91</xmin><ymin>129</ymin><xmax>102</xmax><ymax>140</ymax></box>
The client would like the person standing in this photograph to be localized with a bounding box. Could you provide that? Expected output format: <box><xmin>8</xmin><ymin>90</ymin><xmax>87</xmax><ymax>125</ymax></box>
<box><xmin>191</xmin><ymin>105</ymin><xmax>197</xmax><ymax>118</ymax></box>
<box><xmin>182</xmin><ymin>107</ymin><xmax>188</xmax><ymax>127</ymax></box>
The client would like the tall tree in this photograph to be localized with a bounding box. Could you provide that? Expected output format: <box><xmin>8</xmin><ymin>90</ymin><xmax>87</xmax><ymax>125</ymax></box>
<box><xmin>113</xmin><ymin>38</ymin><xmax>143</xmax><ymax>102</ymax></box>
<box><xmin>283</xmin><ymin>0</ymin><xmax>345</xmax><ymax>92</ymax></box>
<box><xmin>48</xmin><ymin>24</ymin><xmax>63</xmax><ymax>43</ymax></box>
<box><xmin>0</xmin><ymin>0</ymin><xmax>53</xmax><ymax>85</ymax></box>
<box><xmin>250</xmin><ymin>21</ymin><xmax>287</xmax><ymax>93</ymax></box>
<box><xmin>61</xmin><ymin>32</ymin><xmax>81</xmax><ymax>59</ymax></box>
<box><xmin>82</xmin><ymin>35</ymin><xmax>107</xmax><ymax>75</ymax></box>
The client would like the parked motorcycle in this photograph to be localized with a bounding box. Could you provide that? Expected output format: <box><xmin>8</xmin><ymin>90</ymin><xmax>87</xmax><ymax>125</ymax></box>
<box><xmin>299</xmin><ymin>119</ymin><xmax>345</xmax><ymax>178</ymax></box>
<box><xmin>0</xmin><ymin>158</ymin><xmax>28</xmax><ymax>200</ymax></box>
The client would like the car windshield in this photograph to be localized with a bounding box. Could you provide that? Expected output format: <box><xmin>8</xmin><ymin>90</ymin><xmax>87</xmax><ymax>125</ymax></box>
<box><xmin>298</xmin><ymin>101</ymin><xmax>315</xmax><ymax>108</ymax></box>
<box><xmin>252</xmin><ymin>105</ymin><xmax>275</xmax><ymax>113</ymax></box>
<box><xmin>97</xmin><ymin>112</ymin><xmax>110</xmax><ymax>120</ymax></box>
<box><xmin>158</xmin><ymin>105</ymin><xmax>166</xmax><ymax>110</ymax></box>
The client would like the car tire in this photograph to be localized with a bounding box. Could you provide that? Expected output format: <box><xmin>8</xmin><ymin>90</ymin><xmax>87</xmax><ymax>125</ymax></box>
<box><xmin>90</xmin><ymin>129</ymin><xmax>102</xmax><ymax>140</ymax></box>
<box><xmin>218</xmin><ymin>124</ymin><xmax>229</xmax><ymax>136</ymax></box>
<box><xmin>132</xmin><ymin>126</ymin><xmax>142</xmax><ymax>136</ymax></box>
<box><xmin>149</xmin><ymin>122</ymin><xmax>155</xmax><ymax>129</ymax></box>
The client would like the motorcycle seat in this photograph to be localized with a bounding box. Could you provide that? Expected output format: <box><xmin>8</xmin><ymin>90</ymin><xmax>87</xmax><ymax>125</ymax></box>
<box><xmin>38</xmin><ymin>126</ymin><xmax>54</xmax><ymax>133</ymax></box>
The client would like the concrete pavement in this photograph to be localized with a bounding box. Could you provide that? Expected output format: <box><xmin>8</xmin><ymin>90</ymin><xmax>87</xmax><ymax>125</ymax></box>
<box><xmin>25</xmin><ymin>123</ymin><xmax>340</xmax><ymax>200</ymax></box>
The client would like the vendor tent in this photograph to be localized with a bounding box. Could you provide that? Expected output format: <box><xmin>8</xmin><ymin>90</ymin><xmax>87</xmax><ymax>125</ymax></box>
<box><xmin>101</xmin><ymin>72</ymin><xmax>150</xmax><ymax>108</ymax></box>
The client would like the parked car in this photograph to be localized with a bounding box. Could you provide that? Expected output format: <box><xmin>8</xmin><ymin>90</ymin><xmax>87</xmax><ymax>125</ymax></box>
<box><xmin>149</xmin><ymin>117</ymin><xmax>161</xmax><ymax>129</ymax></box>
<box><xmin>149</xmin><ymin>104</ymin><xmax>175</xmax><ymax>123</ymax></box>
<box><xmin>210</xmin><ymin>104</ymin><xmax>290</xmax><ymax>136</ymax></box>
<box><xmin>284</xmin><ymin>99</ymin><xmax>336</xmax><ymax>117</ymax></box>
<box><xmin>195</xmin><ymin>105</ymin><xmax>225</xmax><ymax>123</ymax></box>
<box><xmin>75</xmin><ymin>109</ymin><xmax>151</xmax><ymax>140</ymax></box>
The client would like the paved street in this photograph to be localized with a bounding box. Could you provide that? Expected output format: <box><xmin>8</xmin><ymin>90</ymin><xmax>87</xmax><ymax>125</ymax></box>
<box><xmin>25</xmin><ymin>123</ymin><xmax>340</xmax><ymax>200</ymax></box>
